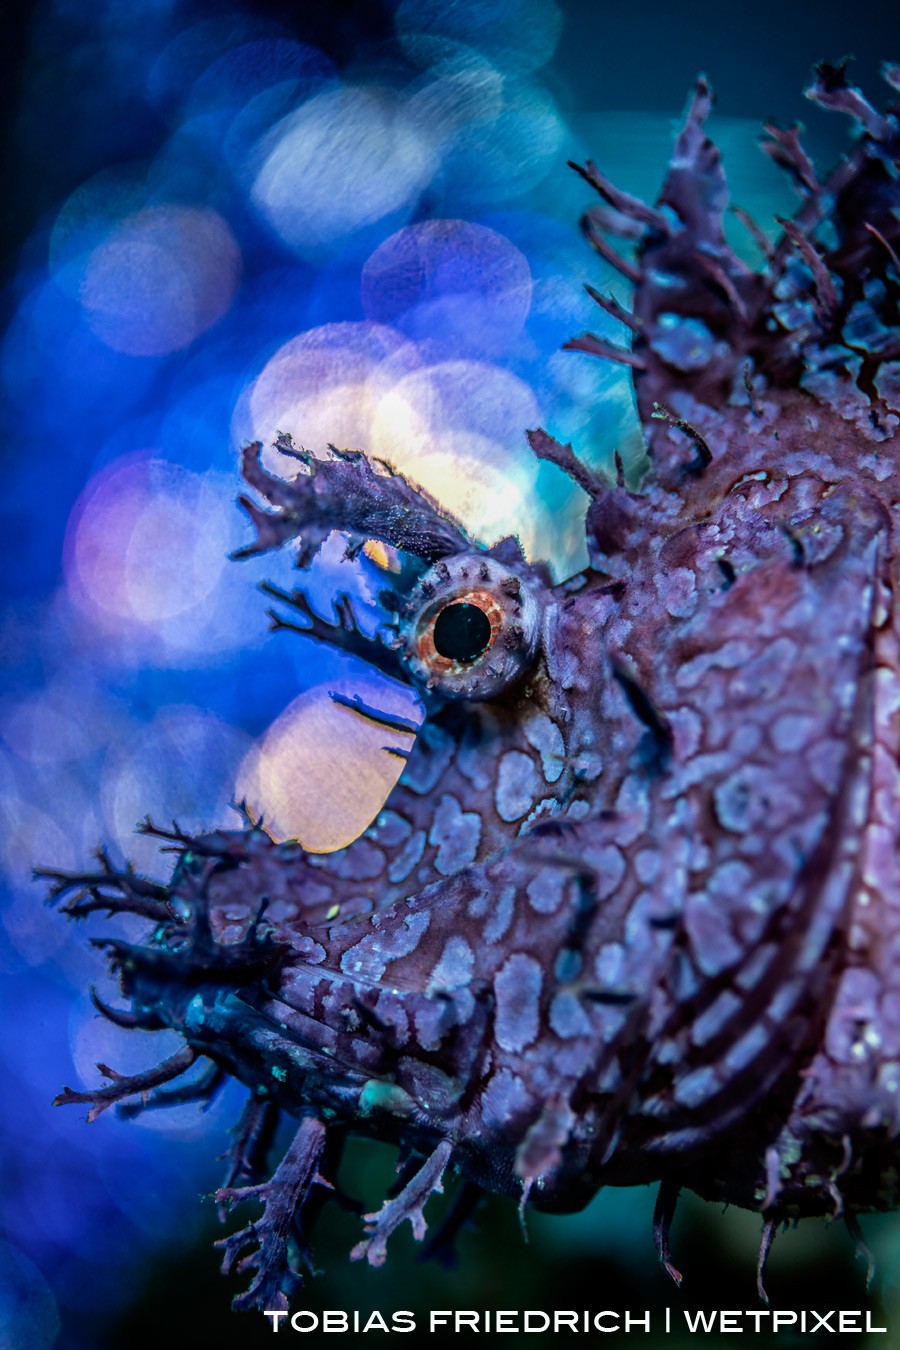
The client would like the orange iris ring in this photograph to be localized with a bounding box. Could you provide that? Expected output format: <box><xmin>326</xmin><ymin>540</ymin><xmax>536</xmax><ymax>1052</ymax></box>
<box><xmin>413</xmin><ymin>588</ymin><xmax>505</xmax><ymax>676</ymax></box>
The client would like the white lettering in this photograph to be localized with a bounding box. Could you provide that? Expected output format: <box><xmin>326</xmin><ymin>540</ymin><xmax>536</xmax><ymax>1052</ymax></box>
<box><xmin>594</xmin><ymin>1312</ymin><xmax>619</xmax><ymax>1333</ymax></box>
<box><xmin>524</xmin><ymin>1312</ymin><xmax>550</xmax><ymax>1332</ymax></box>
<box><xmin>291</xmin><ymin>1312</ymin><xmax>318</xmax><ymax>1332</ymax></box>
<box><xmin>262</xmin><ymin>1304</ymin><xmax>889</xmax><ymax>1337</ymax></box>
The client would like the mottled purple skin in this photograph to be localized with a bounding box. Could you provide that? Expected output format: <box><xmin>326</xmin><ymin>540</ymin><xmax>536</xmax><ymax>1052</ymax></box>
<box><xmin>46</xmin><ymin>62</ymin><xmax>900</xmax><ymax>1305</ymax></box>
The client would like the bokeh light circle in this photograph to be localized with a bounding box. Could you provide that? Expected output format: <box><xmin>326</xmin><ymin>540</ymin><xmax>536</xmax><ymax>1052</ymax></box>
<box><xmin>361</xmin><ymin>219</ymin><xmax>533</xmax><ymax>357</ymax></box>
<box><xmin>238</xmin><ymin>320</ymin><xmax>421</xmax><ymax>470</ymax></box>
<box><xmin>370</xmin><ymin>359</ymin><xmax>540</xmax><ymax>543</ymax></box>
<box><xmin>397</xmin><ymin>0</ymin><xmax>562</xmax><ymax>76</ymax></box>
<box><xmin>251</xmin><ymin>85</ymin><xmax>438</xmax><ymax>255</ymax></box>
<box><xmin>78</xmin><ymin>206</ymin><xmax>241</xmax><ymax>356</ymax></box>
<box><xmin>100</xmin><ymin>704</ymin><xmax>251</xmax><ymax>873</ymax></box>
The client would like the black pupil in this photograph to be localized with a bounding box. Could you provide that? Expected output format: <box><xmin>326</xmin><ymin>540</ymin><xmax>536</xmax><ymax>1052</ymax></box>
<box><xmin>433</xmin><ymin>602</ymin><xmax>492</xmax><ymax>663</ymax></box>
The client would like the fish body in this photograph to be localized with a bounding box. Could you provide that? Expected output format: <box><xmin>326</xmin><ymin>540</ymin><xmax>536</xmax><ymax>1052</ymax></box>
<box><xmin>47</xmin><ymin>62</ymin><xmax>900</xmax><ymax>1305</ymax></box>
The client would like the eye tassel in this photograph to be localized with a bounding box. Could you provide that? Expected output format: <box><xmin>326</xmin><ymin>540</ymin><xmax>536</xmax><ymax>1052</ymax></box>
<box><xmin>232</xmin><ymin>437</ymin><xmax>471</xmax><ymax>567</ymax></box>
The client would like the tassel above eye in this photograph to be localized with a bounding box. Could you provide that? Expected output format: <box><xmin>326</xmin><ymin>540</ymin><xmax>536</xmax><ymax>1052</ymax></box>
<box><xmin>232</xmin><ymin>438</ymin><xmax>471</xmax><ymax>568</ymax></box>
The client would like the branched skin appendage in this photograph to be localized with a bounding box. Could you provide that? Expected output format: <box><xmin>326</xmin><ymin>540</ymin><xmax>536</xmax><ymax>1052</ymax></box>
<box><xmin>44</xmin><ymin>62</ymin><xmax>900</xmax><ymax>1306</ymax></box>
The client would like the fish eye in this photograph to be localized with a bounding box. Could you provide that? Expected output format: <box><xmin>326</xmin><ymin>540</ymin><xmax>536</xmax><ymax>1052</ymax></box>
<box><xmin>398</xmin><ymin>553</ymin><xmax>542</xmax><ymax>700</ymax></box>
<box><xmin>432</xmin><ymin>602</ymin><xmax>492</xmax><ymax>662</ymax></box>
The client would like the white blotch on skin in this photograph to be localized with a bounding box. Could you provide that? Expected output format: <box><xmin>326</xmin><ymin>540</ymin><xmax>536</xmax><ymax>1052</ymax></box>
<box><xmin>656</xmin><ymin>565</ymin><xmax>698</xmax><ymax>619</ymax></box>
<box><xmin>428</xmin><ymin>793</ymin><xmax>482</xmax><ymax>876</ymax></box>
<box><xmin>549</xmin><ymin>990</ymin><xmax>592</xmax><ymax>1039</ymax></box>
<box><xmin>526</xmin><ymin>867</ymin><xmax>567</xmax><ymax>914</ymax></box>
<box><xmin>340</xmin><ymin>910</ymin><xmax>431</xmax><ymax>981</ymax></box>
<box><xmin>684</xmin><ymin>892</ymin><xmax>743</xmax><ymax>978</ymax></box>
<box><xmin>591</xmin><ymin>843</ymin><xmax>626</xmax><ymax>900</ymax></box>
<box><xmin>371</xmin><ymin>809</ymin><xmax>413</xmax><ymax>847</ymax></box>
<box><xmin>287</xmin><ymin>935</ymin><xmax>327</xmax><ymax>963</ymax></box>
<box><xmin>414</xmin><ymin>997</ymin><xmax>458</xmax><ymax>1052</ymax></box>
<box><xmin>480</xmin><ymin>1068</ymin><xmax>531</xmax><ymax>1130</ymax></box>
<box><xmin>484</xmin><ymin>883</ymin><xmax>516</xmax><ymax>943</ymax></box>
<box><xmin>522</xmin><ymin>711</ymin><xmax>565</xmax><ymax>784</ymax></box>
<box><xmin>427</xmin><ymin>935</ymin><xmax>475</xmax><ymax>993</ymax></box>
<box><xmin>770</xmin><ymin>712</ymin><xmax>816</xmax><ymax>752</ymax></box>
<box><xmin>387</xmin><ymin>828</ymin><xmax>426</xmax><ymax>883</ymax></box>
<box><xmin>634</xmin><ymin>848</ymin><xmax>659</xmax><ymax>885</ymax></box>
<box><xmin>495</xmin><ymin>750</ymin><xmax>539</xmax><ymax>822</ymax></box>
<box><xmin>467</xmin><ymin>882</ymin><xmax>492</xmax><ymax>919</ymax></box>
<box><xmin>494</xmin><ymin>951</ymin><xmax>542</xmax><ymax>1052</ymax></box>
<box><xmin>594</xmin><ymin>942</ymin><xmax>625</xmax><ymax>985</ymax></box>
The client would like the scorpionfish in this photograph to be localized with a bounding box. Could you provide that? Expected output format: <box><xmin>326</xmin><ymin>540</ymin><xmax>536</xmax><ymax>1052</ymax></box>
<box><xmin>45</xmin><ymin>63</ymin><xmax>900</xmax><ymax>1308</ymax></box>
